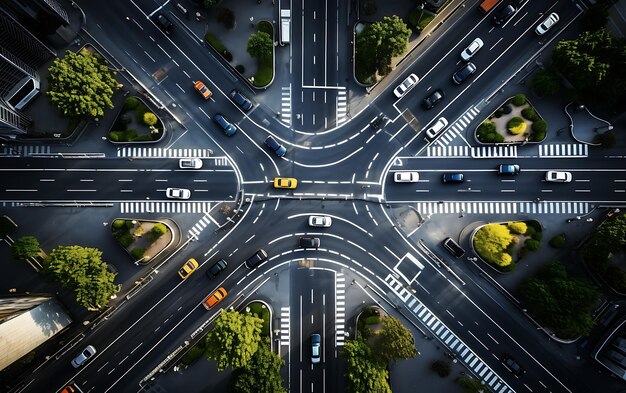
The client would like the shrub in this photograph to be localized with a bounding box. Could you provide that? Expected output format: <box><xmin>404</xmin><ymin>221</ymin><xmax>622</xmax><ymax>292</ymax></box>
<box><xmin>521</xmin><ymin>107</ymin><xmax>540</xmax><ymax>121</ymax></box>
<box><xmin>223</xmin><ymin>50</ymin><xmax>233</xmax><ymax>62</ymax></box>
<box><xmin>131</xmin><ymin>134</ymin><xmax>153</xmax><ymax>142</ymax></box>
<box><xmin>125</xmin><ymin>220</ymin><xmax>135</xmax><ymax>229</ymax></box>
<box><xmin>108</xmin><ymin>131</ymin><xmax>122</xmax><ymax>142</ymax></box>
<box><xmin>549</xmin><ymin>233</ymin><xmax>567</xmax><ymax>248</ymax></box>
<box><xmin>364</xmin><ymin>315</ymin><xmax>380</xmax><ymax>325</ymax></box>
<box><xmin>204</xmin><ymin>32</ymin><xmax>226</xmax><ymax>53</ymax></box>
<box><xmin>494</xmin><ymin>108</ymin><xmax>504</xmax><ymax>118</ymax></box>
<box><xmin>525</xmin><ymin>238</ymin><xmax>541</xmax><ymax>251</ymax></box>
<box><xmin>135</xmin><ymin>104</ymin><xmax>150</xmax><ymax>122</ymax></box>
<box><xmin>511</xmin><ymin>94</ymin><xmax>526</xmax><ymax>106</ymax></box>
<box><xmin>477</xmin><ymin>121</ymin><xmax>499</xmax><ymax>143</ymax></box>
<box><xmin>258</xmin><ymin>20</ymin><xmax>273</xmax><ymax>35</ymax></box>
<box><xmin>235</xmin><ymin>64</ymin><xmax>245</xmax><ymax>74</ymax></box>
<box><xmin>431</xmin><ymin>360</ymin><xmax>451</xmax><ymax>377</ymax></box>
<box><xmin>118</xmin><ymin>232</ymin><xmax>134</xmax><ymax>248</ymax></box>
<box><xmin>131</xmin><ymin>247</ymin><xmax>146</xmax><ymax>260</ymax></box>
<box><xmin>524</xmin><ymin>226</ymin><xmax>536</xmax><ymax>237</ymax></box>
<box><xmin>507</xmin><ymin>117</ymin><xmax>527</xmax><ymax>135</ymax></box>
<box><xmin>112</xmin><ymin>219</ymin><xmax>125</xmax><ymax>230</ymax></box>
<box><xmin>507</xmin><ymin>221</ymin><xmax>527</xmax><ymax>235</ymax></box>
<box><xmin>532</xmin><ymin>231</ymin><xmax>543</xmax><ymax>241</ymax></box>
<box><xmin>142</xmin><ymin>112</ymin><xmax>157</xmax><ymax>126</ymax></box>
<box><xmin>417</xmin><ymin>14</ymin><xmax>434</xmax><ymax>31</ymax></box>
<box><xmin>532</xmin><ymin>119</ymin><xmax>547</xmax><ymax>134</ymax></box>
<box><xmin>502</xmin><ymin>104</ymin><xmax>512</xmax><ymax>114</ymax></box>
<box><xmin>485</xmin><ymin>132</ymin><xmax>504</xmax><ymax>143</ymax></box>
<box><xmin>123</xmin><ymin>97</ymin><xmax>140</xmax><ymax>110</ymax></box>
<box><xmin>151</xmin><ymin>223</ymin><xmax>167</xmax><ymax>237</ymax></box>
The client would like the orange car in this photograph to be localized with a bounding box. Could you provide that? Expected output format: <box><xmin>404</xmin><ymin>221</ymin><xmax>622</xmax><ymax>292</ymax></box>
<box><xmin>194</xmin><ymin>80</ymin><xmax>212</xmax><ymax>99</ymax></box>
<box><xmin>202</xmin><ymin>287</ymin><xmax>227</xmax><ymax>310</ymax></box>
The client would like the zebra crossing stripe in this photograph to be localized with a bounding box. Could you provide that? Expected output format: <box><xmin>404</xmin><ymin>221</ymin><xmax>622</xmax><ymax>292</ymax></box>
<box><xmin>336</xmin><ymin>88</ymin><xmax>348</xmax><ymax>126</ymax></box>
<box><xmin>280</xmin><ymin>307</ymin><xmax>290</xmax><ymax>346</ymax></box>
<box><xmin>120</xmin><ymin>202</ymin><xmax>212</xmax><ymax>214</ymax></box>
<box><xmin>117</xmin><ymin>148</ymin><xmax>214</xmax><ymax>158</ymax></box>
<box><xmin>413</xmin><ymin>201</ymin><xmax>589</xmax><ymax>215</ymax></box>
<box><xmin>539</xmin><ymin>143</ymin><xmax>588</xmax><ymax>158</ymax></box>
<box><xmin>281</xmin><ymin>86</ymin><xmax>291</xmax><ymax>125</ymax></box>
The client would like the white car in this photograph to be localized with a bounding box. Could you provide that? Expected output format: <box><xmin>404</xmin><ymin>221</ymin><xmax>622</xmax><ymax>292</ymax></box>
<box><xmin>393</xmin><ymin>73</ymin><xmax>419</xmax><ymax>98</ymax></box>
<box><xmin>71</xmin><ymin>345</ymin><xmax>96</xmax><ymax>368</ymax></box>
<box><xmin>425</xmin><ymin>117</ymin><xmax>448</xmax><ymax>139</ymax></box>
<box><xmin>535</xmin><ymin>13</ymin><xmax>559</xmax><ymax>35</ymax></box>
<box><xmin>178</xmin><ymin>158</ymin><xmax>203</xmax><ymax>169</ymax></box>
<box><xmin>545</xmin><ymin>171</ymin><xmax>572</xmax><ymax>183</ymax></box>
<box><xmin>394</xmin><ymin>172</ymin><xmax>419</xmax><ymax>183</ymax></box>
<box><xmin>308</xmin><ymin>215</ymin><xmax>332</xmax><ymax>227</ymax></box>
<box><xmin>460</xmin><ymin>38</ymin><xmax>483</xmax><ymax>61</ymax></box>
<box><xmin>166</xmin><ymin>187</ymin><xmax>191</xmax><ymax>200</ymax></box>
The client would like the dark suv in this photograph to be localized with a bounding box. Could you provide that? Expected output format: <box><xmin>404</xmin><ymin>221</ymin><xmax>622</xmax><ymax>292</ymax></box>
<box><xmin>156</xmin><ymin>14</ymin><xmax>174</xmax><ymax>34</ymax></box>
<box><xmin>229</xmin><ymin>89</ymin><xmax>253</xmax><ymax>112</ymax></box>
<box><xmin>493</xmin><ymin>4</ymin><xmax>516</xmax><ymax>26</ymax></box>
<box><xmin>245</xmin><ymin>249</ymin><xmax>268</xmax><ymax>269</ymax></box>
<box><xmin>502</xmin><ymin>355</ymin><xmax>526</xmax><ymax>377</ymax></box>
<box><xmin>206</xmin><ymin>259</ymin><xmax>227</xmax><ymax>278</ymax></box>
<box><xmin>421</xmin><ymin>89</ymin><xmax>445</xmax><ymax>110</ymax></box>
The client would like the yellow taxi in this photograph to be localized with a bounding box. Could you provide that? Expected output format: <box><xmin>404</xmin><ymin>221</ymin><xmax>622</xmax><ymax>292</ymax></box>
<box><xmin>178</xmin><ymin>258</ymin><xmax>199</xmax><ymax>279</ymax></box>
<box><xmin>273</xmin><ymin>177</ymin><xmax>298</xmax><ymax>189</ymax></box>
<box><xmin>194</xmin><ymin>80</ymin><xmax>212</xmax><ymax>99</ymax></box>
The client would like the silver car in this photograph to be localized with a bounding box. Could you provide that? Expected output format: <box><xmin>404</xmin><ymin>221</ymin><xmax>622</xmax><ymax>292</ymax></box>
<box><xmin>178</xmin><ymin>158</ymin><xmax>203</xmax><ymax>169</ymax></box>
<box><xmin>308</xmin><ymin>215</ymin><xmax>332</xmax><ymax>227</ymax></box>
<box><xmin>393</xmin><ymin>73</ymin><xmax>419</xmax><ymax>98</ymax></box>
<box><xmin>460</xmin><ymin>38</ymin><xmax>483</xmax><ymax>61</ymax></box>
<box><xmin>535</xmin><ymin>13</ymin><xmax>559</xmax><ymax>35</ymax></box>
<box><xmin>545</xmin><ymin>171</ymin><xmax>572</xmax><ymax>183</ymax></box>
<box><xmin>394</xmin><ymin>171</ymin><xmax>419</xmax><ymax>183</ymax></box>
<box><xmin>71</xmin><ymin>345</ymin><xmax>96</xmax><ymax>368</ymax></box>
<box><xmin>166</xmin><ymin>187</ymin><xmax>191</xmax><ymax>200</ymax></box>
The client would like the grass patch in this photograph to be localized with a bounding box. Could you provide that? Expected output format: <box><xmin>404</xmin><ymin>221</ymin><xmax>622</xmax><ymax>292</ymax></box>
<box><xmin>246</xmin><ymin>302</ymin><xmax>270</xmax><ymax>337</ymax></box>
<box><xmin>204</xmin><ymin>32</ymin><xmax>227</xmax><ymax>53</ymax></box>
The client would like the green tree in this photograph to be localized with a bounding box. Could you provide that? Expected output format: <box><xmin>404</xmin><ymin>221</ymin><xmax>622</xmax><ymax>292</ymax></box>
<box><xmin>532</xmin><ymin>68</ymin><xmax>561</xmax><ymax>96</ymax></box>
<box><xmin>507</xmin><ymin>221</ymin><xmax>527</xmax><ymax>235</ymax></box>
<box><xmin>374</xmin><ymin>316</ymin><xmax>416</xmax><ymax>361</ymax></box>
<box><xmin>342</xmin><ymin>339</ymin><xmax>391</xmax><ymax>393</ymax></box>
<box><xmin>520</xmin><ymin>262</ymin><xmax>600</xmax><ymax>338</ymax></box>
<box><xmin>247</xmin><ymin>31</ymin><xmax>273</xmax><ymax>59</ymax></box>
<box><xmin>11</xmin><ymin>236</ymin><xmax>40</xmax><ymax>260</ymax></box>
<box><xmin>552</xmin><ymin>29</ymin><xmax>626</xmax><ymax>109</ymax></box>
<box><xmin>355</xmin><ymin>15</ymin><xmax>411</xmax><ymax>79</ymax></box>
<box><xmin>457</xmin><ymin>376</ymin><xmax>487</xmax><ymax>393</ymax></box>
<box><xmin>47</xmin><ymin>49</ymin><xmax>118</xmax><ymax>119</ymax></box>
<box><xmin>43</xmin><ymin>245</ymin><xmax>117</xmax><ymax>309</ymax></box>
<box><xmin>205</xmin><ymin>310</ymin><xmax>263</xmax><ymax>371</ymax></box>
<box><xmin>228</xmin><ymin>339</ymin><xmax>286</xmax><ymax>393</ymax></box>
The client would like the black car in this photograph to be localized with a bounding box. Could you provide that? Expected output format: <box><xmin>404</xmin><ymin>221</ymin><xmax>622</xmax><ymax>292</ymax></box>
<box><xmin>155</xmin><ymin>13</ymin><xmax>174</xmax><ymax>34</ymax></box>
<box><xmin>498</xmin><ymin>164</ymin><xmax>520</xmax><ymax>175</ymax></box>
<box><xmin>300</xmin><ymin>237</ymin><xmax>321</xmax><ymax>248</ymax></box>
<box><xmin>229</xmin><ymin>89</ymin><xmax>253</xmax><ymax>112</ymax></box>
<box><xmin>502</xmin><ymin>355</ymin><xmax>526</xmax><ymax>377</ymax></box>
<box><xmin>245</xmin><ymin>249</ymin><xmax>268</xmax><ymax>269</ymax></box>
<box><xmin>206</xmin><ymin>259</ymin><xmax>227</xmax><ymax>278</ymax></box>
<box><xmin>442</xmin><ymin>173</ymin><xmax>464</xmax><ymax>183</ymax></box>
<box><xmin>452</xmin><ymin>62</ymin><xmax>476</xmax><ymax>85</ymax></box>
<box><xmin>421</xmin><ymin>89</ymin><xmax>445</xmax><ymax>110</ymax></box>
<box><xmin>493</xmin><ymin>4</ymin><xmax>517</xmax><ymax>26</ymax></box>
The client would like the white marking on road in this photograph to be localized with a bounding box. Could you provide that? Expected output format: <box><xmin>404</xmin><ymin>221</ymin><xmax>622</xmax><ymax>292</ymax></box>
<box><xmin>467</xmin><ymin>330</ymin><xmax>489</xmax><ymax>350</ymax></box>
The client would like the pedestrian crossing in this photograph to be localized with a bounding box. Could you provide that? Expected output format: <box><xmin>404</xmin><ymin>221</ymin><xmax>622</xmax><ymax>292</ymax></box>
<box><xmin>414</xmin><ymin>201</ymin><xmax>590</xmax><ymax>215</ymax></box>
<box><xmin>120</xmin><ymin>202</ymin><xmax>211</xmax><ymax>214</ymax></box>
<box><xmin>1</xmin><ymin>145</ymin><xmax>51</xmax><ymax>156</ymax></box>
<box><xmin>539</xmin><ymin>143</ymin><xmax>588</xmax><ymax>158</ymax></box>
<box><xmin>472</xmin><ymin>145</ymin><xmax>518</xmax><ymax>158</ymax></box>
<box><xmin>433</xmin><ymin>106</ymin><xmax>480</xmax><ymax>147</ymax></box>
<box><xmin>188</xmin><ymin>211</ymin><xmax>219</xmax><ymax>238</ymax></box>
<box><xmin>384</xmin><ymin>275</ymin><xmax>514</xmax><ymax>393</ymax></box>
<box><xmin>336</xmin><ymin>87</ymin><xmax>348</xmax><ymax>126</ymax></box>
<box><xmin>280</xmin><ymin>306</ymin><xmax>290</xmax><ymax>347</ymax></box>
<box><xmin>280</xmin><ymin>86</ymin><xmax>291</xmax><ymax>126</ymax></box>
<box><xmin>116</xmin><ymin>147</ymin><xmax>216</xmax><ymax>159</ymax></box>
<box><xmin>427</xmin><ymin>145</ymin><xmax>471</xmax><ymax>157</ymax></box>
<box><xmin>336</xmin><ymin>273</ymin><xmax>346</xmax><ymax>347</ymax></box>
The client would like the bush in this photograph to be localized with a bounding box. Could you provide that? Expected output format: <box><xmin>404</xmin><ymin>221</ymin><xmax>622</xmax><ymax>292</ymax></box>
<box><xmin>524</xmin><ymin>226</ymin><xmax>536</xmax><ymax>236</ymax></box>
<box><xmin>223</xmin><ymin>50</ymin><xmax>233</xmax><ymax>62</ymax></box>
<box><xmin>112</xmin><ymin>219</ymin><xmax>126</xmax><ymax>230</ymax></box>
<box><xmin>477</xmin><ymin>121</ymin><xmax>500</xmax><ymax>143</ymax></box>
<box><xmin>131</xmin><ymin>247</ymin><xmax>146</xmax><ymax>260</ymax></box>
<box><xmin>532</xmin><ymin>119</ymin><xmax>547</xmax><ymax>134</ymax></box>
<box><xmin>125</xmin><ymin>220</ymin><xmax>135</xmax><ymax>229</ymax></box>
<box><xmin>549</xmin><ymin>233</ymin><xmax>567</xmax><ymax>248</ymax></box>
<box><xmin>118</xmin><ymin>232</ymin><xmax>134</xmax><ymax>248</ymax></box>
<box><xmin>507</xmin><ymin>117</ymin><xmax>527</xmax><ymax>135</ymax></box>
<box><xmin>142</xmin><ymin>112</ymin><xmax>157</xmax><ymax>126</ymax></box>
<box><xmin>131</xmin><ymin>134</ymin><xmax>153</xmax><ymax>142</ymax></box>
<box><xmin>525</xmin><ymin>238</ymin><xmax>541</xmax><ymax>251</ymax></box>
<box><xmin>532</xmin><ymin>231</ymin><xmax>543</xmax><ymax>241</ymax></box>
<box><xmin>108</xmin><ymin>131</ymin><xmax>123</xmax><ymax>142</ymax></box>
<box><xmin>151</xmin><ymin>223</ymin><xmax>167</xmax><ymax>238</ymax></box>
<box><xmin>123</xmin><ymin>97</ymin><xmax>140</xmax><ymax>110</ymax></box>
<box><xmin>235</xmin><ymin>64</ymin><xmax>245</xmax><ymax>74</ymax></box>
<box><xmin>204</xmin><ymin>32</ymin><xmax>227</xmax><ymax>53</ymax></box>
<box><xmin>507</xmin><ymin>221</ymin><xmax>527</xmax><ymax>235</ymax></box>
<box><xmin>494</xmin><ymin>108</ymin><xmax>504</xmax><ymax>118</ymax></box>
<box><xmin>521</xmin><ymin>107</ymin><xmax>540</xmax><ymax>121</ymax></box>
<box><xmin>258</xmin><ymin>20</ymin><xmax>273</xmax><ymax>35</ymax></box>
<box><xmin>364</xmin><ymin>315</ymin><xmax>380</xmax><ymax>325</ymax></box>
<box><xmin>511</xmin><ymin>94</ymin><xmax>526</xmax><ymax>106</ymax></box>
<box><xmin>502</xmin><ymin>104</ymin><xmax>512</xmax><ymax>114</ymax></box>
<box><xmin>135</xmin><ymin>104</ymin><xmax>150</xmax><ymax>122</ymax></box>
<box><xmin>253</xmin><ymin>57</ymin><xmax>273</xmax><ymax>87</ymax></box>
<box><xmin>431</xmin><ymin>360</ymin><xmax>451</xmax><ymax>377</ymax></box>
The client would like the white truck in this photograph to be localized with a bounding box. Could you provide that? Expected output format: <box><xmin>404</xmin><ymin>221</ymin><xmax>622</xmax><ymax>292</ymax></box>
<box><xmin>280</xmin><ymin>9</ymin><xmax>291</xmax><ymax>45</ymax></box>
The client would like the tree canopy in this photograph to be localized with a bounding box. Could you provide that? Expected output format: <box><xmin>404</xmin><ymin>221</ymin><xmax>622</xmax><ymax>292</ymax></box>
<box><xmin>47</xmin><ymin>49</ymin><xmax>118</xmax><ymax>119</ymax></box>
<box><xmin>473</xmin><ymin>223</ymin><xmax>514</xmax><ymax>268</ymax></box>
<box><xmin>205</xmin><ymin>309</ymin><xmax>263</xmax><ymax>371</ymax></box>
<box><xmin>374</xmin><ymin>316</ymin><xmax>416</xmax><ymax>362</ymax></box>
<box><xmin>247</xmin><ymin>31</ymin><xmax>273</xmax><ymax>59</ymax></box>
<box><xmin>11</xmin><ymin>236</ymin><xmax>40</xmax><ymax>260</ymax></box>
<box><xmin>520</xmin><ymin>261</ymin><xmax>600</xmax><ymax>338</ymax></box>
<box><xmin>43</xmin><ymin>245</ymin><xmax>117</xmax><ymax>309</ymax></box>
<box><xmin>552</xmin><ymin>29</ymin><xmax>626</xmax><ymax>110</ymax></box>
<box><xmin>582</xmin><ymin>213</ymin><xmax>626</xmax><ymax>291</ymax></box>
<box><xmin>342</xmin><ymin>339</ymin><xmax>391</xmax><ymax>393</ymax></box>
<box><xmin>228</xmin><ymin>339</ymin><xmax>286</xmax><ymax>393</ymax></box>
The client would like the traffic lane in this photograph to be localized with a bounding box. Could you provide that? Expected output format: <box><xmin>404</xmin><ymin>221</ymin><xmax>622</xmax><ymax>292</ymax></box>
<box><xmin>301</xmin><ymin>0</ymin><xmax>328</xmax><ymax>86</ymax></box>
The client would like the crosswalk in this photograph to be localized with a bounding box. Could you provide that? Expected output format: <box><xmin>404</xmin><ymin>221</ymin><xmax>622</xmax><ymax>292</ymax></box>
<box><xmin>116</xmin><ymin>147</ymin><xmax>215</xmax><ymax>159</ymax></box>
<box><xmin>280</xmin><ymin>306</ymin><xmax>290</xmax><ymax>347</ymax></box>
<box><xmin>539</xmin><ymin>143</ymin><xmax>588</xmax><ymax>158</ymax></box>
<box><xmin>414</xmin><ymin>201</ymin><xmax>590</xmax><ymax>215</ymax></box>
<box><xmin>280</xmin><ymin>86</ymin><xmax>291</xmax><ymax>126</ymax></box>
<box><xmin>120</xmin><ymin>202</ymin><xmax>211</xmax><ymax>214</ymax></box>
<box><xmin>472</xmin><ymin>145</ymin><xmax>518</xmax><ymax>158</ymax></box>
<box><xmin>336</xmin><ymin>273</ymin><xmax>346</xmax><ymax>347</ymax></box>
<box><xmin>188</xmin><ymin>211</ymin><xmax>219</xmax><ymax>238</ymax></box>
<box><xmin>1</xmin><ymin>145</ymin><xmax>51</xmax><ymax>156</ymax></box>
<box><xmin>433</xmin><ymin>106</ymin><xmax>480</xmax><ymax>147</ymax></box>
<box><xmin>384</xmin><ymin>275</ymin><xmax>514</xmax><ymax>393</ymax></box>
<box><xmin>336</xmin><ymin>87</ymin><xmax>348</xmax><ymax>126</ymax></box>
<box><xmin>427</xmin><ymin>145</ymin><xmax>471</xmax><ymax>157</ymax></box>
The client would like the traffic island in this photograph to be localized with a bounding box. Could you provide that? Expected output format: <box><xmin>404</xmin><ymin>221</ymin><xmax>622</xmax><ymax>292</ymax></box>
<box><xmin>107</xmin><ymin>96</ymin><xmax>165</xmax><ymax>143</ymax></box>
<box><xmin>111</xmin><ymin>219</ymin><xmax>174</xmax><ymax>265</ymax></box>
<box><xmin>476</xmin><ymin>94</ymin><xmax>547</xmax><ymax>144</ymax></box>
